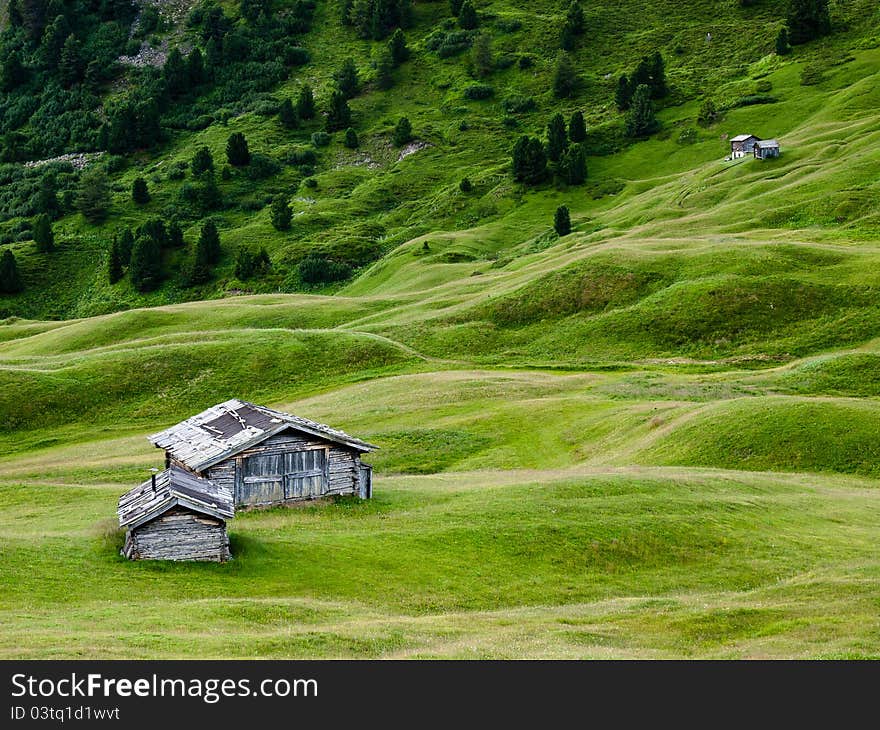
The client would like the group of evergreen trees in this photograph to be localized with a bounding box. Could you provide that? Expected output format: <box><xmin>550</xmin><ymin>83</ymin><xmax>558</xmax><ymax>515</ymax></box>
<box><xmin>512</xmin><ymin>111</ymin><xmax>588</xmax><ymax>185</ymax></box>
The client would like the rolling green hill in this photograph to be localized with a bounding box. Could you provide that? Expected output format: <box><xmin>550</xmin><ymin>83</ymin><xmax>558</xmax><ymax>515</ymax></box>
<box><xmin>1</xmin><ymin>0</ymin><xmax>880</xmax><ymax>658</ymax></box>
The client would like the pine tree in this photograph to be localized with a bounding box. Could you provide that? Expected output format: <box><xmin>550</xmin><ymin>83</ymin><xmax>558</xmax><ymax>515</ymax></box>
<box><xmin>335</xmin><ymin>58</ymin><xmax>359</xmax><ymax>98</ymax></box>
<box><xmin>77</xmin><ymin>166</ymin><xmax>110</xmax><ymax>223</ymax></box>
<box><xmin>118</xmin><ymin>227</ymin><xmax>134</xmax><ymax>266</ymax></box>
<box><xmin>0</xmin><ymin>250</ymin><xmax>23</xmax><ymax>294</ymax></box>
<box><xmin>234</xmin><ymin>246</ymin><xmax>255</xmax><ymax>279</ymax></box>
<box><xmin>189</xmin><ymin>235</ymin><xmax>212</xmax><ymax>285</ymax></box>
<box><xmin>568</xmin><ymin>110</ymin><xmax>586</xmax><ymax>143</ymax></box>
<box><xmin>168</xmin><ymin>221</ymin><xmax>185</xmax><ymax>248</ymax></box>
<box><xmin>472</xmin><ymin>34</ymin><xmax>493</xmax><ymax>78</ymax></box>
<box><xmin>388</xmin><ymin>28</ymin><xmax>410</xmax><ymax>65</ymax></box>
<box><xmin>58</xmin><ymin>34</ymin><xmax>81</xmax><ymax>88</ymax></box>
<box><xmin>375</xmin><ymin>48</ymin><xmax>395</xmax><ymax>90</ymax></box>
<box><xmin>35</xmin><ymin>174</ymin><xmax>60</xmax><ymax>218</ymax></box>
<box><xmin>775</xmin><ymin>27</ymin><xmax>791</xmax><ymax>55</ymax></box>
<box><xmin>191</xmin><ymin>146</ymin><xmax>214</xmax><ymax>175</ymax></box>
<box><xmin>199</xmin><ymin>219</ymin><xmax>221</xmax><ymax>264</ymax></box>
<box><xmin>554</xmin><ymin>205</ymin><xmax>571</xmax><ymax>236</ymax></box>
<box><xmin>129</xmin><ymin>235</ymin><xmax>162</xmax><ymax>292</ymax></box>
<box><xmin>33</xmin><ymin>213</ymin><xmax>54</xmax><ymax>252</ymax></box>
<box><xmin>108</xmin><ymin>235</ymin><xmax>123</xmax><ymax>283</ymax></box>
<box><xmin>164</xmin><ymin>47</ymin><xmax>188</xmax><ymax>98</ymax></box>
<box><xmin>393</xmin><ymin>116</ymin><xmax>412</xmax><ymax>147</ymax></box>
<box><xmin>279</xmin><ymin>98</ymin><xmax>299</xmax><ymax>129</ymax></box>
<box><xmin>649</xmin><ymin>51</ymin><xmax>667</xmax><ymax>98</ymax></box>
<box><xmin>625</xmin><ymin>84</ymin><xmax>658</xmax><ymax>137</ymax></box>
<box><xmin>188</xmin><ymin>48</ymin><xmax>205</xmax><ymax>85</ymax></box>
<box><xmin>226</xmin><ymin>132</ymin><xmax>250</xmax><ymax>166</ymax></box>
<box><xmin>558</xmin><ymin>143</ymin><xmax>587</xmax><ymax>185</ymax></box>
<box><xmin>458</xmin><ymin>0</ymin><xmax>477</xmax><ymax>29</ymax></box>
<box><xmin>118</xmin><ymin>227</ymin><xmax>134</xmax><ymax>265</ymax></box>
<box><xmin>40</xmin><ymin>14</ymin><xmax>69</xmax><ymax>70</ymax></box>
<box><xmin>131</xmin><ymin>177</ymin><xmax>150</xmax><ymax>205</ymax></box>
<box><xmin>787</xmin><ymin>0</ymin><xmax>831</xmax><ymax>45</ymax></box>
<box><xmin>560</xmin><ymin>21</ymin><xmax>576</xmax><ymax>52</ymax></box>
<box><xmin>326</xmin><ymin>89</ymin><xmax>352</xmax><ymax>131</ymax></box>
<box><xmin>1</xmin><ymin>50</ymin><xmax>26</xmax><ymax>92</ymax></box>
<box><xmin>450</xmin><ymin>0</ymin><xmax>463</xmax><ymax>15</ymax></box>
<box><xmin>546</xmin><ymin>113</ymin><xmax>568</xmax><ymax>162</ymax></box>
<box><xmin>566</xmin><ymin>0</ymin><xmax>584</xmax><ymax>34</ymax></box>
<box><xmin>197</xmin><ymin>172</ymin><xmax>222</xmax><ymax>212</ymax></box>
<box><xmin>615</xmin><ymin>74</ymin><xmax>632</xmax><ymax>110</ymax></box>
<box><xmin>512</xmin><ymin>136</ymin><xmax>547</xmax><ymax>184</ymax></box>
<box><xmin>344</xmin><ymin>127</ymin><xmax>360</xmax><ymax>148</ymax></box>
<box><xmin>270</xmin><ymin>195</ymin><xmax>292</xmax><ymax>231</ymax></box>
<box><xmin>553</xmin><ymin>52</ymin><xmax>578</xmax><ymax>98</ymax></box>
<box><xmin>297</xmin><ymin>85</ymin><xmax>316</xmax><ymax>119</ymax></box>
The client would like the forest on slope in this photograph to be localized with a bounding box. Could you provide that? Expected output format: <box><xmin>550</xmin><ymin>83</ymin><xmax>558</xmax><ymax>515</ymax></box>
<box><xmin>0</xmin><ymin>0</ymin><xmax>874</xmax><ymax>318</ymax></box>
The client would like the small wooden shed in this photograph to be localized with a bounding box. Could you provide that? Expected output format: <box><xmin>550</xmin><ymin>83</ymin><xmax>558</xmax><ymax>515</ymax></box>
<box><xmin>118</xmin><ymin>466</ymin><xmax>234</xmax><ymax>562</ymax></box>
<box><xmin>753</xmin><ymin>139</ymin><xmax>780</xmax><ymax>159</ymax></box>
<box><xmin>148</xmin><ymin>400</ymin><xmax>377</xmax><ymax>509</ymax></box>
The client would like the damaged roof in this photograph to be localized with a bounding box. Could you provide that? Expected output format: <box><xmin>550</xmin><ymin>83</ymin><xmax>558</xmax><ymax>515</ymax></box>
<box><xmin>148</xmin><ymin>399</ymin><xmax>377</xmax><ymax>472</ymax></box>
<box><xmin>118</xmin><ymin>465</ymin><xmax>234</xmax><ymax>529</ymax></box>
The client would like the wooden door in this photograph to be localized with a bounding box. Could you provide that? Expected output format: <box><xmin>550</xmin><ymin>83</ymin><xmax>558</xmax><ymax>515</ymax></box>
<box><xmin>240</xmin><ymin>453</ymin><xmax>285</xmax><ymax>505</ymax></box>
<box><xmin>283</xmin><ymin>449</ymin><xmax>327</xmax><ymax>500</ymax></box>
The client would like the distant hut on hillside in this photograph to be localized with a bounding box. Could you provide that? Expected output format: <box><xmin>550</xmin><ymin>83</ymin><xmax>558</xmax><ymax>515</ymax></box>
<box><xmin>118</xmin><ymin>466</ymin><xmax>233</xmax><ymax>562</ymax></box>
<box><xmin>148</xmin><ymin>399</ymin><xmax>377</xmax><ymax>509</ymax></box>
<box><xmin>729</xmin><ymin>134</ymin><xmax>761</xmax><ymax>158</ymax></box>
<box><xmin>753</xmin><ymin>139</ymin><xmax>780</xmax><ymax>159</ymax></box>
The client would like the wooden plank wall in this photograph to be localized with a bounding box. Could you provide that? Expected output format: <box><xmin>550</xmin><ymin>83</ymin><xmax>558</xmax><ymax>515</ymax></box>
<box><xmin>124</xmin><ymin>507</ymin><xmax>230</xmax><ymax>562</ymax></box>
<box><xmin>204</xmin><ymin>432</ymin><xmax>363</xmax><ymax>507</ymax></box>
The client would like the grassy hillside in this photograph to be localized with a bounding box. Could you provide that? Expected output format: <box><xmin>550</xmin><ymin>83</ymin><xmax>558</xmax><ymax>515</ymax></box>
<box><xmin>1</xmin><ymin>0</ymin><xmax>880</xmax><ymax>658</ymax></box>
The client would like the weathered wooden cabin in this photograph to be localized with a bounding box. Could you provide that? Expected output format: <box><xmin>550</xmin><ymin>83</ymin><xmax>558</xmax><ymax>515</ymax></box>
<box><xmin>730</xmin><ymin>134</ymin><xmax>760</xmax><ymax>158</ymax></box>
<box><xmin>753</xmin><ymin>139</ymin><xmax>780</xmax><ymax>159</ymax></box>
<box><xmin>148</xmin><ymin>399</ymin><xmax>377</xmax><ymax>509</ymax></box>
<box><xmin>117</xmin><ymin>466</ymin><xmax>234</xmax><ymax>562</ymax></box>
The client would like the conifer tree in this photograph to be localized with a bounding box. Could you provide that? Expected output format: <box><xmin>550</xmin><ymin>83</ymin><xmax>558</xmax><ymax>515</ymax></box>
<box><xmin>118</xmin><ymin>227</ymin><xmax>134</xmax><ymax>266</ymax></box>
<box><xmin>472</xmin><ymin>34</ymin><xmax>493</xmax><ymax>78</ymax></box>
<box><xmin>568</xmin><ymin>110</ymin><xmax>586</xmax><ymax>143</ymax></box>
<box><xmin>559</xmin><ymin>143</ymin><xmax>587</xmax><ymax>185</ymax></box>
<box><xmin>554</xmin><ymin>205</ymin><xmax>571</xmax><ymax>236</ymax></box>
<box><xmin>199</xmin><ymin>219</ymin><xmax>221</xmax><ymax>264</ymax></box>
<box><xmin>58</xmin><ymin>34</ymin><xmax>81</xmax><ymax>88</ymax></box>
<box><xmin>270</xmin><ymin>195</ymin><xmax>292</xmax><ymax>231</ymax></box>
<box><xmin>546</xmin><ymin>113</ymin><xmax>568</xmax><ymax>162</ymax></box>
<box><xmin>625</xmin><ymin>84</ymin><xmax>658</xmax><ymax>137</ymax></box>
<box><xmin>393</xmin><ymin>116</ymin><xmax>412</xmax><ymax>147</ymax></box>
<box><xmin>129</xmin><ymin>235</ymin><xmax>162</xmax><ymax>291</ymax></box>
<box><xmin>375</xmin><ymin>48</ymin><xmax>395</xmax><ymax>90</ymax></box>
<box><xmin>191</xmin><ymin>146</ymin><xmax>214</xmax><ymax>175</ymax></box>
<box><xmin>388</xmin><ymin>28</ymin><xmax>410</xmax><ymax>65</ymax></box>
<box><xmin>615</xmin><ymin>74</ymin><xmax>632</xmax><ymax>110</ymax></box>
<box><xmin>279</xmin><ymin>98</ymin><xmax>299</xmax><ymax>129</ymax></box>
<box><xmin>553</xmin><ymin>52</ymin><xmax>578</xmax><ymax>98</ymax></box>
<box><xmin>344</xmin><ymin>127</ymin><xmax>360</xmax><ymax>148</ymax></box>
<box><xmin>33</xmin><ymin>213</ymin><xmax>54</xmax><ymax>252</ymax></box>
<box><xmin>775</xmin><ymin>27</ymin><xmax>791</xmax><ymax>55</ymax></box>
<box><xmin>297</xmin><ymin>85</ymin><xmax>316</xmax><ymax>119</ymax></box>
<box><xmin>326</xmin><ymin>89</ymin><xmax>352</xmax><ymax>131</ymax></box>
<box><xmin>0</xmin><ymin>250</ymin><xmax>23</xmax><ymax>293</ymax></box>
<box><xmin>77</xmin><ymin>166</ymin><xmax>110</xmax><ymax>223</ymax></box>
<box><xmin>512</xmin><ymin>136</ymin><xmax>547</xmax><ymax>184</ymax></box>
<box><xmin>131</xmin><ymin>177</ymin><xmax>150</xmax><ymax>205</ymax></box>
<box><xmin>335</xmin><ymin>58</ymin><xmax>359</xmax><ymax>98</ymax></box>
<box><xmin>458</xmin><ymin>0</ymin><xmax>477</xmax><ymax>29</ymax></box>
<box><xmin>226</xmin><ymin>132</ymin><xmax>250</xmax><ymax>166</ymax></box>
<box><xmin>787</xmin><ymin>0</ymin><xmax>831</xmax><ymax>45</ymax></box>
<box><xmin>108</xmin><ymin>235</ymin><xmax>123</xmax><ymax>283</ymax></box>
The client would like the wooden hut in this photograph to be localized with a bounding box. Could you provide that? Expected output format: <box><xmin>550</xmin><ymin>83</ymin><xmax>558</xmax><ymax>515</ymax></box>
<box><xmin>730</xmin><ymin>134</ymin><xmax>760</xmax><ymax>158</ymax></box>
<box><xmin>118</xmin><ymin>466</ymin><xmax>233</xmax><ymax>562</ymax></box>
<box><xmin>148</xmin><ymin>400</ymin><xmax>377</xmax><ymax>509</ymax></box>
<box><xmin>753</xmin><ymin>139</ymin><xmax>780</xmax><ymax>159</ymax></box>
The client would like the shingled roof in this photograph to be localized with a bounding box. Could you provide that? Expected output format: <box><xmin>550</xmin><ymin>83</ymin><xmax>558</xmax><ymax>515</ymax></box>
<box><xmin>148</xmin><ymin>399</ymin><xmax>377</xmax><ymax>472</ymax></box>
<box><xmin>730</xmin><ymin>133</ymin><xmax>759</xmax><ymax>142</ymax></box>
<box><xmin>118</xmin><ymin>466</ymin><xmax>234</xmax><ymax>529</ymax></box>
